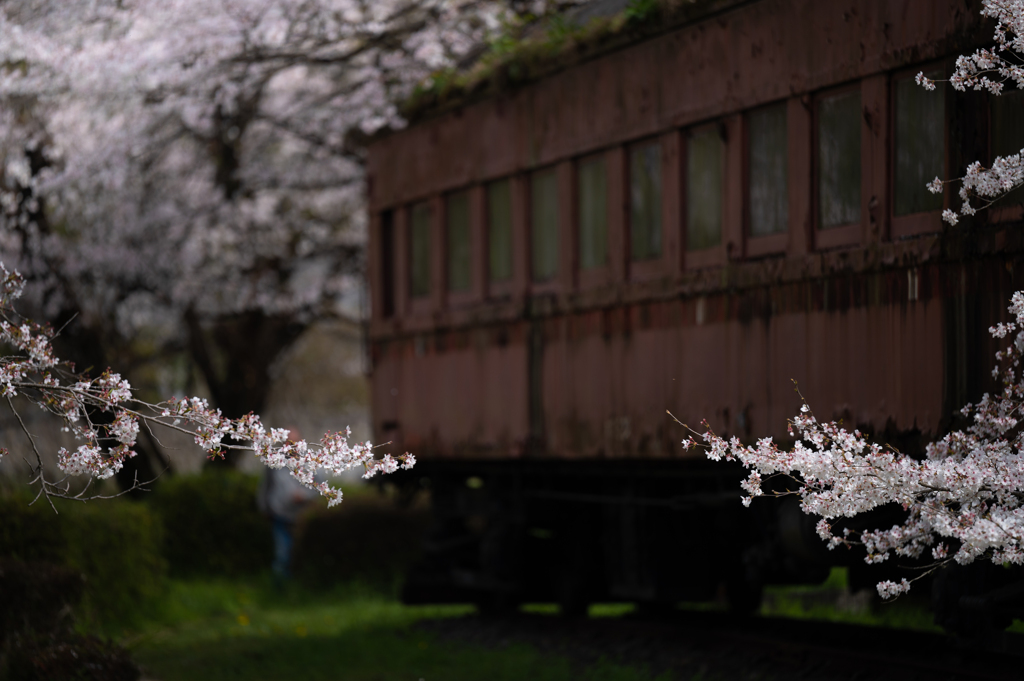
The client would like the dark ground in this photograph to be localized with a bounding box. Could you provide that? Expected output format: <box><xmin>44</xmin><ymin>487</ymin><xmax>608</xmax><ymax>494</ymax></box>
<box><xmin>417</xmin><ymin>609</ymin><xmax>1023</xmax><ymax>680</ymax></box>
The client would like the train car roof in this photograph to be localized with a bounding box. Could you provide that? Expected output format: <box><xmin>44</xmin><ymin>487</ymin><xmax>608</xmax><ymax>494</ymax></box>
<box><xmin>391</xmin><ymin>0</ymin><xmax>755</xmax><ymax>129</ymax></box>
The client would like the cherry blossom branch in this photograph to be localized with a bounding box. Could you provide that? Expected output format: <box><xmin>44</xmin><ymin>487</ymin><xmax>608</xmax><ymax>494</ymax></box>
<box><xmin>684</xmin><ymin>290</ymin><xmax>1024</xmax><ymax>598</ymax></box>
<box><xmin>917</xmin><ymin>1</ymin><xmax>1024</xmax><ymax>224</ymax></box>
<box><xmin>0</xmin><ymin>261</ymin><xmax>413</xmax><ymax>508</ymax></box>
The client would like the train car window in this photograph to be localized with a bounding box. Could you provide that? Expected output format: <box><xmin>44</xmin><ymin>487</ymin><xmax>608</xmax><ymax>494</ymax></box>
<box><xmin>630</xmin><ymin>141</ymin><xmax>662</xmax><ymax>261</ymax></box>
<box><xmin>487</xmin><ymin>179</ymin><xmax>513</xmax><ymax>282</ymax></box>
<box><xmin>748</xmin><ymin>102</ymin><xmax>788</xmax><ymax>236</ymax></box>
<box><xmin>531</xmin><ymin>168</ymin><xmax>559</xmax><ymax>282</ymax></box>
<box><xmin>818</xmin><ymin>89</ymin><xmax>862</xmax><ymax>229</ymax></box>
<box><xmin>409</xmin><ymin>201</ymin><xmax>431</xmax><ymax>298</ymax></box>
<box><xmin>578</xmin><ymin>156</ymin><xmax>608</xmax><ymax>270</ymax></box>
<box><xmin>894</xmin><ymin>70</ymin><xmax>945</xmax><ymax>216</ymax></box>
<box><xmin>446</xmin><ymin>190</ymin><xmax>471</xmax><ymax>292</ymax></box>
<box><xmin>991</xmin><ymin>87</ymin><xmax>1024</xmax><ymax>206</ymax></box>
<box><xmin>687</xmin><ymin>128</ymin><xmax>724</xmax><ymax>250</ymax></box>
<box><xmin>380</xmin><ymin>210</ymin><xmax>395</xmax><ymax>317</ymax></box>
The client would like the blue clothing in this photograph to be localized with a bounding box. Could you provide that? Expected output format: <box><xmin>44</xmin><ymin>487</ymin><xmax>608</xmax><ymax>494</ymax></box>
<box><xmin>271</xmin><ymin>515</ymin><xmax>295</xmax><ymax>580</ymax></box>
<box><xmin>257</xmin><ymin>466</ymin><xmax>318</xmax><ymax>523</ymax></box>
<box><xmin>258</xmin><ymin>466</ymin><xmax>321</xmax><ymax>581</ymax></box>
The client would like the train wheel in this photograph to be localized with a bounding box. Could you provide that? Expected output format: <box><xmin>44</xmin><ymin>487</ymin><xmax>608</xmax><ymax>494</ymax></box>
<box><xmin>556</xmin><ymin>571</ymin><xmax>590</xmax><ymax>618</ymax></box>
<box><xmin>475</xmin><ymin>590</ymin><xmax>519</xmax><ymax>617</ymax></box>
<box><xmin>634</xmin><ymin>600</ymin><xmax>676</xmax><ymax>619</ymax></box>
<box><xmin>725</xmin><ymin>576</ymin><xmax>763</xmax><ymax>615</ymax></box>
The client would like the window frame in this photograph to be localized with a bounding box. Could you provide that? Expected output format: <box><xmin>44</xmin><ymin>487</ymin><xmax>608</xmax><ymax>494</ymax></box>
<box><xmin>443</xmin><ymin>186</ymin><xmax>484</xmax><ymax>309</ymax></box>
<box><xmin>684</xmin><ymin>121</ymin><xmax>729</xmax><ymax>269</ymax></box>
<box><xmin>575</xmin><ymin>150</ymin><xmax>614</xmax><ymax>290</ymax></box>
<box><xmin>627</xmin><ymin>137</ymin><xmax>664</xmax><ymax>264</ymax></box>
<box><xmin>813</xmin><ymin>81</ymin><xmax>864</xmax><ymax>250</ymax></box>
<box><xmin>890</xmin><ymin>62</ymin><xmax>949</xmax><ymax>239</ymax></box>
<box><xmin>528</xmin><ymin>164</ymin><xmax>563</xmax><ymax>292</ymax></box>
<box><xmin>378</xmin><ymin>209</ymin><xmax>396</xmax><ymax>319</ymax></box>
<box><xmin>484</xmin><ymin>177</ymin><xmax>515</xmax><ymax>296</ymax></box>
<box><xmin>405</xmin><ymin>198</ymin><xmax>438</xmax><ymax>318</ymax></box>
<box><xmin>744</xmin><ymin>100</ymin><xmax>790</xmax><ymax>253</ymax></box>
<box><xmin>628</xmin><ymin>134</ymin><xmax>678</xmax><ymax>281</ymax></box>
<box><xmin>987</xmin><ymin>85</ymin><xmax>1024</xmax><ymax>224</ymax></box>
<box><xmin>444</xmin><ymin>188</ymin><xmax>473</xmax><ymax>295</ymax></box>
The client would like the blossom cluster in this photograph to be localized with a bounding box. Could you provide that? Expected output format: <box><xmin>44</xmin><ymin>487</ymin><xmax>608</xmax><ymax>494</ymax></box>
<box><xmin>921</xmin><ymin>0</ymin><xmax>1024</xmax><ymax>224</ymax></box>
<box><xmin>686</xmin><ymin>289</ymin><xmax>1024</xmax><ymax>597</ymax></box>
<box><xmin>0</xmin><ymin>0</ymin><xmax>569</xmax><ymax>336</ymax></box>
<box><xmin>0</xmin><ymin>261</ymin><xmax>411</xmax><ymax>505</ymax></box>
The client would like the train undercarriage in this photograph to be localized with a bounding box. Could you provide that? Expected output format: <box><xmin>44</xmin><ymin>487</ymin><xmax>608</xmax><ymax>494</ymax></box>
<box><xmin>395</xmin><ymin>459</ymin><xmax>1024</xmax><ymax>638</ymax></box>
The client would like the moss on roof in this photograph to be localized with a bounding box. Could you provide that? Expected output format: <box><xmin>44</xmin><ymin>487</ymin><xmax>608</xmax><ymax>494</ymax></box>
<box><xmin>398</xmin><ymin>0</ymin><xmax>750</xmax><ymax>124</ymax></box>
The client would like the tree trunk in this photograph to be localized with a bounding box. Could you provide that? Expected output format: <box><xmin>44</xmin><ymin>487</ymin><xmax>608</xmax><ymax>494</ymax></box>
<box><xmin>185</xmin><ymin>309</ymin><xmax>306</xmax><ymax>467</ymax></box>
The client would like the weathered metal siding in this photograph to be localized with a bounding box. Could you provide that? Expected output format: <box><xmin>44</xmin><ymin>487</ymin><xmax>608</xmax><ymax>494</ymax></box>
<box><xmin>365</xmin><ymin>0</ymin><xmax>1016</xmax><ymax>463</ymax></box>
<box><xmin>372</xmin><ymin>327</ymin><xmax>530</xmax><ymax>458</ymax></box>
<box><xmin>367</xmin><ymin>0</ymin><xmax>981</xmax><ymax>209</ymax></box>
<box><xmin>373</xmin><ymin>258</ymin><xmax>1023</xmax><ymax>459</ymax></box>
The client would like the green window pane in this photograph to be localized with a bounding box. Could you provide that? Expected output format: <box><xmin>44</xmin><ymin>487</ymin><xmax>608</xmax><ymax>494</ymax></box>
<box><xmin>578</xmin><ymin>157</ymin><xmax>608</xmax><ymax>270</ymax></box>
<box><xmin>630</xmin><ymin>142</ymin><xmax>662</xmax><ymax>261</ymax></box>
<box><xmin>409</xmin><ymin>201</ymin><xmax>431</xmax><ymax>298</ymax></box>
<box><xmin>749</xmin><ymin>103</ymin><xmax>788</xmax><ymax>236</ymax></box>
<box><xmin>819</xmin><ymin>90</ymin><xmax>862</xmax><ymax>228</ymax></box>
<box><xmin>380</xmin><ymin>210</ymin><xmax>395</xmax><ymax>317</ymax></box>
<box><xmin>991</xmin><ymin>87</ymin><xmax>1024</xmax><ymax>206</ymax></box>
<box><xmin>446</xmin><ymin>191</ymin><xmax>471</xmax><ymax>292</ymax></box>
<box><xmin>487</xmin><ymin>179</ymin><xmax>513</xmax><ymax>282</ymax></box>
<box><xmin>531</xmin><ymin>168</ymin><xmax>559</xmax><ymax>282</ymax></box>
<box><xmin>687</xmin><ymin>129</ymin><xmax>723</xmax><ymax>251</ymax></box>
<box><xmin>894</xmin><ymin>71</ymin><xmax>945</xmax><ymax>216</ymax></box>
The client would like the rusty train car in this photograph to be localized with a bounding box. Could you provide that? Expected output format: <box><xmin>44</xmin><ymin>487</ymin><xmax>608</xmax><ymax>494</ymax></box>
<box><xmin>366</xmin><ymin>0</ymin><xmax>1024</xmax><ymax>627</ymax></box>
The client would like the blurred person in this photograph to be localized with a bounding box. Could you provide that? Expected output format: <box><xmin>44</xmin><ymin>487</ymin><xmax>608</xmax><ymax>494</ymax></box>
<box><xmin>256</xmin><ymin>427</ymin><xmax>319</xmax><ymax>582</ymax></box>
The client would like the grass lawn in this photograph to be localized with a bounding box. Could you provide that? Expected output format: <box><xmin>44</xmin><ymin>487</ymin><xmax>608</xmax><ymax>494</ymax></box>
<box><xmin>125</xmin><ymin>579</ymin><xmax>669</xmax><ymax>681</ymax></box>
<box><xmin>115</xmin><ymin>572</ymin><xmax>1024</xmax><ymax>680</ymax></box>
<box><xmin>757</xmin><ymin>567</ymin><xmax>944</xmax><ymax>632</ymax></box>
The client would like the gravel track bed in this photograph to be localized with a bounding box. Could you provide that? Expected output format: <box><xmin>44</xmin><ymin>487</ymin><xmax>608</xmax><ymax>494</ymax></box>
<box><xmin>416</xmin><ymin>610</ymin><xmax>1023</xmax><ymax>680</ymax></box>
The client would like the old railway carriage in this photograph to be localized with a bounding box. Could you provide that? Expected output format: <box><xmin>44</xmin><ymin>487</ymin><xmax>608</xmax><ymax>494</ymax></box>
<box><xmin>366</xmin><ymin>0</ymin><xmax>1024</xmax><ymax>620</ymax></box>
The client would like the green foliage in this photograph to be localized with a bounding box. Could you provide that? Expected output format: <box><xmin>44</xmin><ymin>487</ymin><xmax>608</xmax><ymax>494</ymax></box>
<box><xmin>760</xmin><ymin>568</ymin><xmax>941</xmax><ymax>632</ymax></box>
<box><xmin>147</xmin><ymin>470</ymin><xmax>272</xmax><ymax>578</ymax></box>
<box><xmin>129</xmin><ymin>578</ymin><xmax>669</xmax><ymax>681</ymax></box>
<box><xmin>544</xmin><ymin>14</ymin><xmax>576</xmax><ymax>45</ymax></box>
<box><xmin>399</xmin><ymin>0</ymin><xmax>721</xmax><ymax>122</ymax></box>
<box><xmin>625</xmin><ymin>0</ymin><xmax>662</xmax><ymax>24</ymax></box>
<box><xmin>292</xmin><ymin>487</ymin><xmax>431</xmax><ymax>593</ymax></box>
<box><xmin>0</xmin><ymin>560</ymin><xmax>84</xmax><ymax>641</ymax></box>
<box><xmin>0</xmin><ymin>491</ymin><xmax>166</xmax><ymax>629</ymax></box>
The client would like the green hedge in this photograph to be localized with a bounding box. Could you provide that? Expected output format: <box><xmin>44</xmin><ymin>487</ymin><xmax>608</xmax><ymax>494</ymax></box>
<box><xmin>0</xmin><ymin>491</ymin><xmax>166</xmax><ymax>629</ymax></box>
<box><xmin>147</xmin><ymin>470</ymin><xmax>272</xmax><ymax>578</ymax></box>
<box><xmin>293</xmin><ymin>490</ymin><xmax>430</xmax><ymax>592</ymax></box>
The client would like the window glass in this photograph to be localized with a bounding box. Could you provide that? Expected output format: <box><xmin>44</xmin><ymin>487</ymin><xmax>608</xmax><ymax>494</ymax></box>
<box><xmin>409</xmin><ymin>201</ymin><xmax>431</xmax><ymax>298</ymax></box>
<box><xmin>749</xmin><ymin>103</ymin><xmax>788</xmax><ymax>236</ymax></box>
<box><xmin>630</xmin><ymin>142</ymin><xmax>662</xmax><ymax>261</ymax></box>
<box><xmin>818</xmin><ymin>89</ymin><xmax>862</xmax><ymax>228</ymax></box>
<box><xmin>991</xmin><ymin>87</ymin><xmax>1024</xmax><ymax>206</ymax></box>
<box><xmin>894</xmin><ymin>70</ymin><xmax>945</xmax><ymax>216</ymax></box>
<box><xmin>578</xmin><ymin>156</ymin><xmax>607</xmax><ymax>270</ymax></box>
<box><xmin>380</xmin><ymin>210</ymin><xmax>395</xmax><ymax>317</ymax></box>
<box><xmin>687</xmin><ymin>129</ymin><xmax>723</xmax><ymax>251</ymax></box>
<box><xmin>531</xmin><ymin>168</ymin><xmax>559</xmax><ymax>282</ymax></box>
<box><xmin>446</xmin><ymin>191</ymin><xmax>471</xmax><ymax>292</ymax></box>
<box><xmin>487</xmin><ymin>179</ymin><xmax>513</xmax><ymax>282</ymax></box>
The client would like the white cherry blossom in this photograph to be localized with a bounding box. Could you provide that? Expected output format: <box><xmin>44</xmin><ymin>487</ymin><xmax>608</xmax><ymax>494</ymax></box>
<box><xmin>689</xmin><ymin>289</ymin><xmax>1024</xmax><ymax>597</ymax></box>
<box><xmin>932</xmin><ymin>1</ymin><xmax>1024</xmax><ymax>223</ymax></box>
<box><xmin>0</xmin><ymin>262</ymin><xmax>411</xmax><ymax>506</ymax></box>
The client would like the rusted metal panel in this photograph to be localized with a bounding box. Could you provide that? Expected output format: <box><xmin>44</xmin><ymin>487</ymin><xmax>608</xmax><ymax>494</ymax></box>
<box><xmin>367</xmin><ymin>0</ymin><xmax>982</xmax><ymax>211</ymax></box>
<box><xmin>365</xmin><ymin>0</ymin><xmax>1020</xmax><ymax>464</ymax></box>
<box><xmin>371</xmin><ymin>257</ymin><xmax>1024</xmax><ymax>460</ymax></box>
<box><xmin>374</xmin><ymin>328</ymin><xmax>531</xmax><ymax>459</ymax></box>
